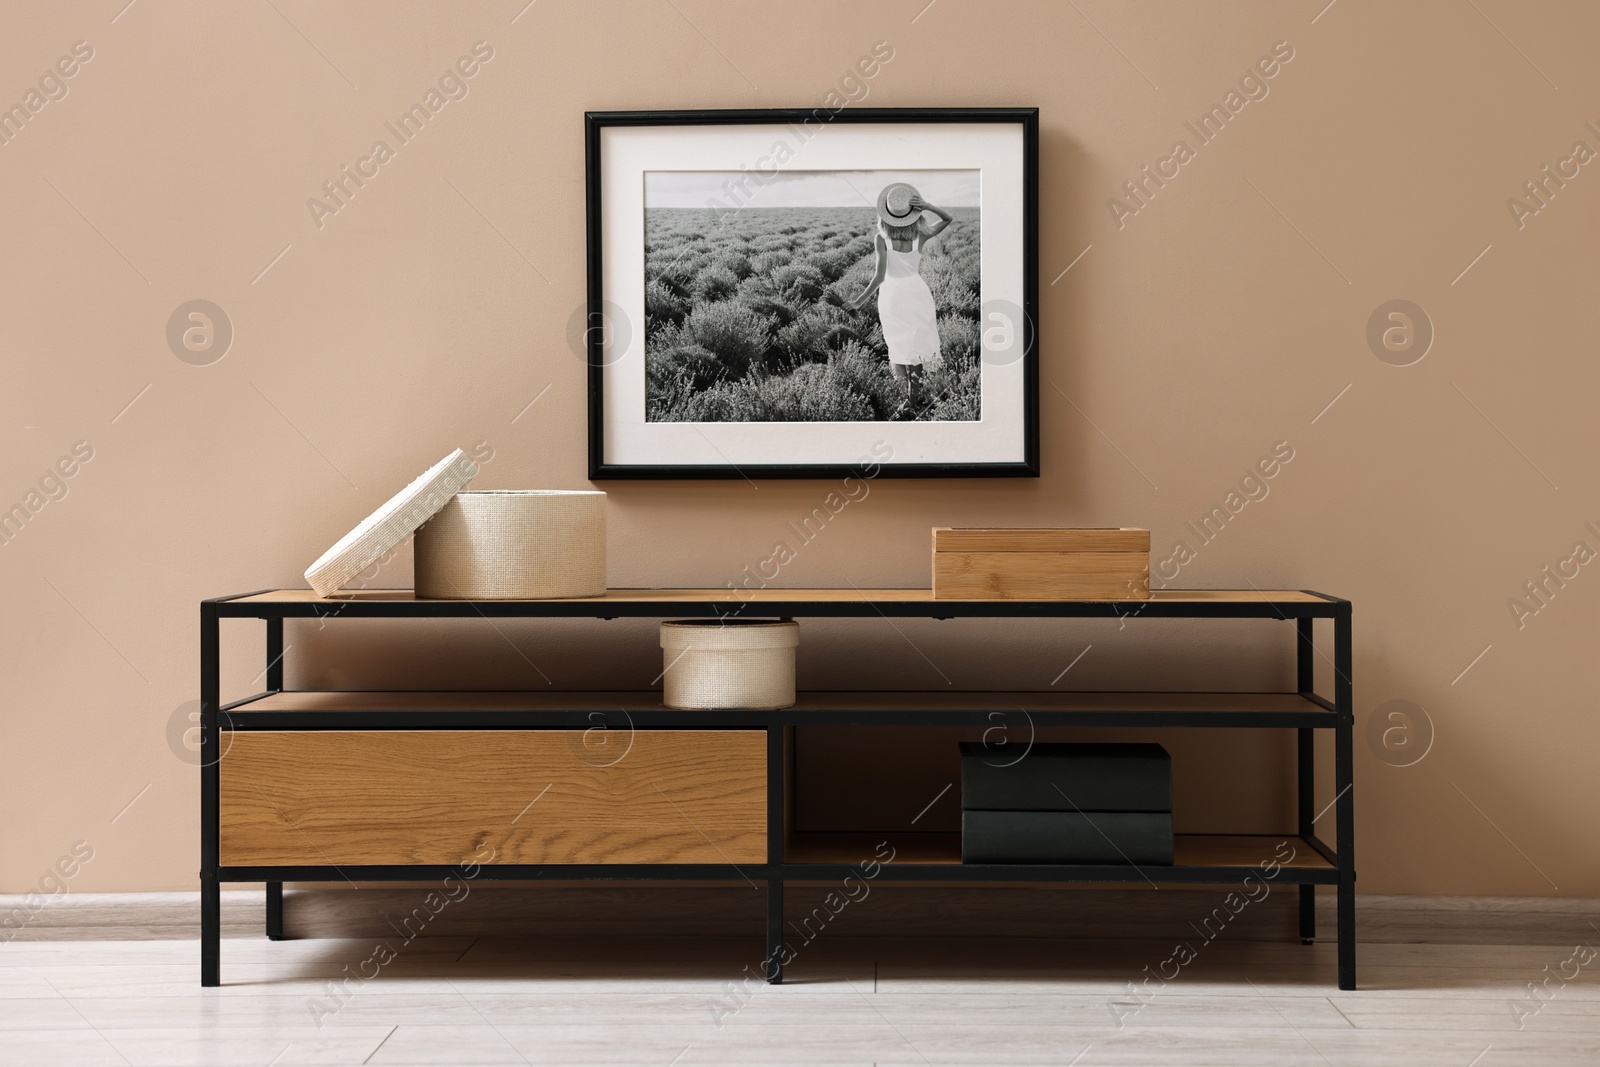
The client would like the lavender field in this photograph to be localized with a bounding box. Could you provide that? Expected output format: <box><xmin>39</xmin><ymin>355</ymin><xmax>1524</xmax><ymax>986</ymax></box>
<box><xmin>643</xmin><ymin>206</ymin><xmax>982</xmax><ymax>423</ymax></box>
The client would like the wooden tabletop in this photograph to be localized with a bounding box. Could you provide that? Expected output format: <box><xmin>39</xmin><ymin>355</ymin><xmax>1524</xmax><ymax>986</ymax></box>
<box><xmin>213</xmin><ymin>587</ymin><xmax>1345</xmax><ymax>620</ymax></box>
<box><xmin>228</xmin><ymin>588</ymin><xmax>1336</xmax><ymax>605</ymax></box>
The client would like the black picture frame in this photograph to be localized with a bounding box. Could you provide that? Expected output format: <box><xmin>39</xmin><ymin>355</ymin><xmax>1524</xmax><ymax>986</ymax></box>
<box><xmin>585</xmin><ymin>107</ymin><xmax>1039</xmax><ymax>480</ymax></box>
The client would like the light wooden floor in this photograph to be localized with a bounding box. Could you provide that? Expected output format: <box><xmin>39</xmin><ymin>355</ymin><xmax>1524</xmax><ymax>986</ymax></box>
<box><xmin>1</xmin><ymin>893</ymin><xmax>1597</xmax><ymax>1065</ymax></box>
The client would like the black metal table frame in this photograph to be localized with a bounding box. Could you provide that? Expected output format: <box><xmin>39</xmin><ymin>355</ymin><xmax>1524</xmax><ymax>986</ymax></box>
<box><xmin>199</xmin><ymin>589</ymin><xmax>1354</xmax><ymax>989</ymax></box>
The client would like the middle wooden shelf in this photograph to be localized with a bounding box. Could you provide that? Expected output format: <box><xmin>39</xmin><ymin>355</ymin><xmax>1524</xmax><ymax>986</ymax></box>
<box><xmin>224</xmin><ymin>689</ymin><xmax>1337</xmax><ymax>729</ymax></box>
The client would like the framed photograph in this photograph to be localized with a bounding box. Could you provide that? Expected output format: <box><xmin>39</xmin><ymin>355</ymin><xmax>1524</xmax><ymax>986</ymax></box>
<box><xmin>585</xmin><ymin>107</ymin><xmax>1038</xmax><ymax>479</ymax></box>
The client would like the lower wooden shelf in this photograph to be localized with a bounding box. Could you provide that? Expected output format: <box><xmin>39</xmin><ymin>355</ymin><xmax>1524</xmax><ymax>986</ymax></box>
<box><xmin>216</xmin><ymin>832</ymin><xmax>1338</xmax><ymax>891</ymax></box>
<box><xmin>784</xmin><ymin>831</ymin><xmax>1335</xmax><ymax>882</ymax></box>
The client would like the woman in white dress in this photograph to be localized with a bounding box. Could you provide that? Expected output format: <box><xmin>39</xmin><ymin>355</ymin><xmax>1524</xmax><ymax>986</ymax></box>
<box><xmin>849</xmin><ymin>182</ymin><xmax>955</xmax><ymax>412</ymax></box>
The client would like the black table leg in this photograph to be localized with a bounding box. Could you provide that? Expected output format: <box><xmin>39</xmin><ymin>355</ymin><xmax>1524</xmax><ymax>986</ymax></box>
<box><xmin>201</xmin><ymin>873</ymin><xmax>220</xmax><ymax>986</ymax></box>
<box><xmin>1296</xmin><ymin>618</ymin><xmax>1317</xmax><ymax>945</ymax></box>
<box><xmin>1297</xmin><ymin>725</ymin><xmax>1316</xmax><ymax>944</ymax></box>
<box><xmin>766</xmin><ymin>880</ymin><xmax>784</xmax><ymax>984</ymax></box>
<box><xmin>265</xmin><ymin>617</ymin><xmax>284</xmax><ymax>692</ymax></box>
<box><xmin>201</xmin><ymin>600</ymin><xmax>221</xmax><ymax>987</ymax></box>
<box><xmin>266</xmin><ymin>882</ymin><xmax>284</xmax><ymax>940</ymax></box>
<box><xmin>766</xmin><ymin>724</ymin><xmax>785</xmax><ymax>984</ymax></box>
<box><xmin>1334</xmin><ymin>607</ymin><xmax>1356</xmax><ymax>990</ymax></box>
<box><xmin>264</xmin><ymin>621</ymin><xmax>287</xmax><ymax>940</ymax></box>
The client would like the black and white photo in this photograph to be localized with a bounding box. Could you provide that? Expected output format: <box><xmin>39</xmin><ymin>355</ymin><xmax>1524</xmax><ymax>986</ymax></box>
<box><xmin>643</xmin><ymin>170</ymin><xmax>981</xmax><ymax>424</ymax></box>
<box><xmin>587</xmin><ymin>109</ymin><xmax>1038</xmax><ymax>478</ymax></box>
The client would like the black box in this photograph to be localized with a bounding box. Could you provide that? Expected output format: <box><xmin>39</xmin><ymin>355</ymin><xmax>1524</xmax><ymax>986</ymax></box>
<box><xmin>959</xmin><ymin>741</ymin><xmax>1172</xmax><ymax>812</ymax></box>
<box><xmin>962</xmin><ymin>810</ymin><xmax>1176</xmax><ymax>864</ymax></box>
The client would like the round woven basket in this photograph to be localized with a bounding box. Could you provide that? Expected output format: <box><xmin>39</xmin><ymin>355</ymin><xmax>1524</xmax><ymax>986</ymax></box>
<box><xmin>660</xmin><ymin>619</ymin><xmax>799</xmax><ymax>710</ymax></box>
<box><xmin>414</xmin><ymin>490</ymin><xmax>606</xmax><ymax>599</ymax></box>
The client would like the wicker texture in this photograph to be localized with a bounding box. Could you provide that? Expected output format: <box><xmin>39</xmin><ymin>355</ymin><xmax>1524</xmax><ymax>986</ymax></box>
<box><xmin>303</xmin><ymin>449</ymin><xmax>478</xmax><ymax>597</ymax></box>
<box><xmin>414</xmin><ymin>490</ymin><xmax>606</xmax><ymax>600</ymax></box>
<box><xmin>660</xmin><ymin>619</ymin><xmax>799</xmax><ymax>710</ymax></box>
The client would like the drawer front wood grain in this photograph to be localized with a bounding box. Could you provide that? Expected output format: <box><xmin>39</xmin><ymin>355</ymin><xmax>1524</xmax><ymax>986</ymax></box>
<box><xmin>219</xmin><ymin>730</ymin><xmax>765</xmax><ymax>866</ymax></box>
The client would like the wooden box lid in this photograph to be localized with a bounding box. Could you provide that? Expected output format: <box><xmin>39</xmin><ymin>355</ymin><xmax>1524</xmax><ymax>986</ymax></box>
<box><xmin>933</xmin><ymin>527</ymin><xmax>1150</xmax><ymax>553</ymax></box>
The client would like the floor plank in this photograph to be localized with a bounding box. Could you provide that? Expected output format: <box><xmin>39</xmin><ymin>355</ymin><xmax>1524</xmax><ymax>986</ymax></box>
<box><xmin>2</xmin><ymin>894</ymin><xmax>1599</xmax><ymax>1066</ymax></box>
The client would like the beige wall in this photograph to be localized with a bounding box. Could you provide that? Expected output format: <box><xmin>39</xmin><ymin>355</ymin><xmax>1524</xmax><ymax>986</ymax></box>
<box><xmin>2</xmin><ymin>0</ymin><xmax>1596</xmax><ymax>897</ymax></box>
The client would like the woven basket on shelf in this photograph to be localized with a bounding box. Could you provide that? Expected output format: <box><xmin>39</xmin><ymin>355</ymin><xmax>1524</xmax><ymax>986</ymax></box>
<box><xmin>414</xmin><ymin>490</ymin><xmax>606</xmax><ymax>600</ymax></box>
<box><xmin>660</xmin><ymin>619</ymin><xmax>799</xmax><ymax>710</ymax></box>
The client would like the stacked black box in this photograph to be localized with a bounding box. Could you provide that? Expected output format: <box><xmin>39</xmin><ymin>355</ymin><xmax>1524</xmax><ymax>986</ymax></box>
<box><xmin>959</xmin><ymin>742</ymin><xmax>1174</xmax><ymax>864</ymax></box>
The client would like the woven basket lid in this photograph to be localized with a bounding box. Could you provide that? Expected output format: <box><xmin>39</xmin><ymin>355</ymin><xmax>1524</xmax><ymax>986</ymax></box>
<box><xmin>660</xmin><ymin>618</ymin><xmax>799</xmax><ymax>651</ymax></box>
<box><xmin>303</xmin><ymin>448</ymin><xmax>479</xmax><ymax>597</ymax></box>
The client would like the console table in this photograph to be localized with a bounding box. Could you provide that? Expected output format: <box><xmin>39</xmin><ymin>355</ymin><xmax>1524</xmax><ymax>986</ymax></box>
<box><xmin>199</xmin><ymin>587</ymin><xmax>1355</xmax><ymax>989</ymax></box>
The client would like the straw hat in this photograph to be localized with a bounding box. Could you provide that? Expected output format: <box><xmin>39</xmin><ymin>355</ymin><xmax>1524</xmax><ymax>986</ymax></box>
<box><xmin>876</xmin><ymin>182</ymin><xmax>921</xmax><ymax>224</ymax></box>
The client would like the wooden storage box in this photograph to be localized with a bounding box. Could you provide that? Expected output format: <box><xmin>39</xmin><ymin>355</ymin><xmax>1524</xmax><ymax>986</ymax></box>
<box><xmin>932</xmin><ymin>527</ymin><xmax>1150</xmax><ymax>600</ymax></box>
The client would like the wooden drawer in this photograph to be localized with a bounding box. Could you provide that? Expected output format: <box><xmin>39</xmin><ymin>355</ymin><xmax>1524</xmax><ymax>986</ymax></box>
<box><xmin>218</xmin><ymin>729</ymin><xmax>765</xmax><ymax>866</ymax></box>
